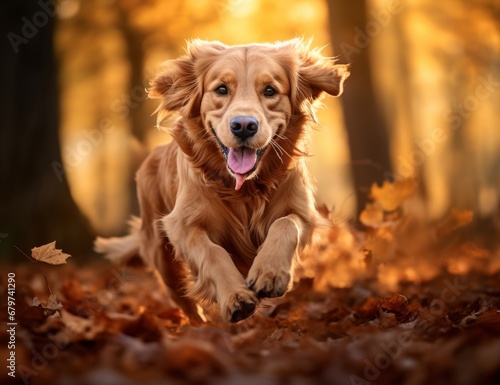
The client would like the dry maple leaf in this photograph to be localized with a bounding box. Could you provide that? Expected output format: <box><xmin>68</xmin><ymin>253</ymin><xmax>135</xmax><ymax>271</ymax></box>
<box><xmin>370</xmin><ymin>179</ymin><xmax>416</xmax><ymax>212</ymax></box>
<box><xmin>32</xmin><ymin>294</ymin><xmax>63</xmax><ymax>310</ymax></box>
<box><xmin>31</xmin><ymin>241</ymin><xmax>71</xmax><ymax>265</ymax></box>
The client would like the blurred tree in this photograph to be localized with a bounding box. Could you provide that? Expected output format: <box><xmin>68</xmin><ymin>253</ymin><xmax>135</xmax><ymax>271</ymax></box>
<box><xmin>327</xmin><ymin>0</ymin><xmax>393</xmax><ymax>217</ymax></box>
<box><xmin>421</xmin><ymin>0</ymin><xmax>500</xmax><ymax>218</ymax></box>
<box><xmin>0</xmin><ymin>1</ymin><xmax>93</xmax><ymax>258</ymax></box>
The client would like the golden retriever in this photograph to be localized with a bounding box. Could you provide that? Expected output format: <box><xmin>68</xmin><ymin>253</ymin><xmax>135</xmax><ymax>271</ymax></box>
<box><xmin>95</xmin><ymin>38</ymin><xmax>349</xmax><ymax>322</ymax></box>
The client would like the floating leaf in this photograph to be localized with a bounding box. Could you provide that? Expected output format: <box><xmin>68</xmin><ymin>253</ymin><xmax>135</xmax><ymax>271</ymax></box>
<box><xmin>435</xmin><ymin>208</ymin><xmax>474</xmax><ymax>240</ymax></box>
<box><xmin>359</xmin><ymin>203</ymin><xmax>384</xmax><ymax>227</ymax></box>
<box><xmin>31</xmin><ymin>241</ymin><xmax>71</xmax><ymax>265</ymax></box>
<box><xmin>370</xmin><ymin>179</ymin><xmax>416</xmax><ymax>212</ymax></box>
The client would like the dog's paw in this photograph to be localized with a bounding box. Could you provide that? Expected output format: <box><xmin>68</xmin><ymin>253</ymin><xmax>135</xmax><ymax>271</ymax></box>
<box><xmin>246</xmin><ymin>263</ymin><xmax>292</xmax><ymax>298</ymax></box>
<box><xmin>221</xmin><ymin>288</ymin><xmax>258</xmax><ymax>323</ymax></box>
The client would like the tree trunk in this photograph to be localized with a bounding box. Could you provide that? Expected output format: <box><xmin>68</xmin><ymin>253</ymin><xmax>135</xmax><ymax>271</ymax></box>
<box><xmin>116</xmin><ymin>4</ymin><xmax>153</xmax><ymax>217</ymax></box>
<box><xmin>0</xmin><ymin>1</ymin><xmax>93</xmax><ymax>259</ymax></box>
<box><xmin>327</xmin><ymin>0</ymin><xmax>393</xmax><ymax>217</ymax></box>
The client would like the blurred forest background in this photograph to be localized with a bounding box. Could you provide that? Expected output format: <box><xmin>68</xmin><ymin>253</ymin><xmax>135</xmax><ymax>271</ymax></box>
<box><xmin>1</xmin><ymin>0</ymin><xmax>499</xmax><ymax>258</ymax></box>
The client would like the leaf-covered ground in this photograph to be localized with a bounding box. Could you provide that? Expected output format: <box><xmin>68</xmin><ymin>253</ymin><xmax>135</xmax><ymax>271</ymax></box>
<box><xmin>2</xmin><ymin>181</ymin><xmax>500</xmax><ymax>385</ymax></box>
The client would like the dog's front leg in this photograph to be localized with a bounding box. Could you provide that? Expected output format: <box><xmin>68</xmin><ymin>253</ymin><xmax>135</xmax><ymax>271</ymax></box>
<box><xmin>161</xmin><ymin>215</ymin><xmax>258</xmax><ymax>322</ymax></box>
<box><xmin>246</xmin><ymin>214</ymin><xmax>308</xmax><ymax>298</ymax></box>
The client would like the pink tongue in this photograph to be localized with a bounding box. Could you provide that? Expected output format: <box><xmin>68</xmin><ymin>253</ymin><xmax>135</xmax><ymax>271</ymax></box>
<box><xmin>228</xmin><ymin>147</ymin><xmax>257</xmax><ymax>190</ymax></box>
<box><xmin>228</xmin><ymin>147</ymin><xmax>257</xmax><ymax>174</ymax></box>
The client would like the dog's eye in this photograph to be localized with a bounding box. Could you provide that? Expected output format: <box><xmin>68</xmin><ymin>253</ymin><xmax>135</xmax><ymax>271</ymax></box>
<box><xmin>263</xmin><ymin>86</ymin><xmax>277</xmax><ymax>97</ymax></box>
<box><xmin>215</xmin><ymin>85</ymin><xmax>229</xmax><ymax>95</ymax></box>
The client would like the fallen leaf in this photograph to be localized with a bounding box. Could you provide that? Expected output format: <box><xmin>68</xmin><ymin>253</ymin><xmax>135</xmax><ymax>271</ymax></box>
<box><xmin>61</xmin><ymin>309</ymin><xmax>99</xmax><ymax>339</ymax></box>
<box><xmin>359</xmin><ymin>203</ymin><xmax>384</xmax><ymax>228</ymax></box>
<box><xmin>31</xmin><ymin>241</ymin><xmax>71</xmax><ymax>265</ymax></box>
<box><xmin>435</xmin><ymin>209</ymin><xmax>474</xmax><ymax>240</ymax></box>
<box><xmin>47</xmin><ymin>294</ymin><xmax>64</xmax><ymax>310</ymax></box>
<box><xmin>370</xmin><ymin>179</ymin><xmax>416</xmax><ymax>212</ymax></box>
<box><xmin>460</xmin><ymin>242</ymin><xmax>490</xmax><ymax>259</ymax></box>
<box><xmin>378</xmin><ymin>294</ymin><xmax>408</xmax><ymax>314</ymax></box>
<box><xmin>32</xmin><ymin>294</ymin><xmax>62</xmax><ymax>310</ymax></box>
<box><xmin>355</xmin><ymin>297</ymin><xmax>379</xmax><ymax>321</ymax></box>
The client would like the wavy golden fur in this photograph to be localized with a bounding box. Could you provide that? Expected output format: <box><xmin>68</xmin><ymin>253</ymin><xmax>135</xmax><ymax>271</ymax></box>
<box><xmin>95</xmin><ymin>38</ymin><xmax>349</xmax><ymax>322</ymax></box>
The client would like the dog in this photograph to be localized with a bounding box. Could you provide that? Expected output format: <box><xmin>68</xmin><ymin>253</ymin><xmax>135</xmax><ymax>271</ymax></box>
<box><xmin>95</xmin><ymin>38</ymin><xmax>349</xmax><ymax>322</ymax></box>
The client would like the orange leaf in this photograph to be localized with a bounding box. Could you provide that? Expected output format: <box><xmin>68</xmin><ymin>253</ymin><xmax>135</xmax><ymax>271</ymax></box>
<box><xmin>31</xmin><ymin>241</ymin><xmax>71</xmax><ymax>265</ymax></box>
<box><xmin>378</xmin><ymin>294</ymin><xmax>408</xmax><ymax>314</ymax></box>
<box><xmin>370</xmin><ymin>179</ymin><xmax>416</xmax><ymax>212</ymax></box>
<box><xmin>359</xmin><ymin>203</ymin><xmax>384</xmax><ymax>227</ymax></box>
<box><xmin>435</xmin><ymin>209</ymin><xmax>473</xmax><ymax>240</ymax></box>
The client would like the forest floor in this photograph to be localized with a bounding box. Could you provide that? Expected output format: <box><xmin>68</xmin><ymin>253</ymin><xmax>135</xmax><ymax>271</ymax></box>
<box><xmin>1</xmin><ymin>180</ymin><xmax>500</xmax><ymax>385</ymax></box>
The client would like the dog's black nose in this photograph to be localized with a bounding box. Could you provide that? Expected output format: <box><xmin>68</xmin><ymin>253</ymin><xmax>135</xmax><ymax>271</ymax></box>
<box><xmin>230</xmin><ymin>116</ymin><xmax>258</xmax><ymax>140</ymax></box>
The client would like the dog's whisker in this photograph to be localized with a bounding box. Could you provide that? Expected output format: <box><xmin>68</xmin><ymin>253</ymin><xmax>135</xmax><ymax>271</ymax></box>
<box><xmin>274</xmin><ymin>134</ymin><xmax>294</xmax><ymax>150</ymax></box>
<box><xmin>269</xmin><ymin>141</ymin><xmax>284</xmax><ymax>163</ymax></box>
<box><xmin>274</xmin><ymin>132</ymin><xmax>291</xmax><ymax>143</ymax></box>
<box><xmin>270</xmin><ymin>139</ymin><xmax>293</xmax><ymax>163</ymax></box>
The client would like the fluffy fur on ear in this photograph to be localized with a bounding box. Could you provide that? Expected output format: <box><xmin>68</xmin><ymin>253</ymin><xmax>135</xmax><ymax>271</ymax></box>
<box><xmin>284</xmin><ymin>39</ymin><xmax>350</xmax><ymax>119</ymax></box>
<box><xmin>148</xmin><ymin>40</ymin><xmax>227</xmax><ymax>125</ymax></box>
<box><xmin>299</xmin><ymin>54</ymin><xmax>350</xmax><ymax>99</ymax></box>
<box><xmin>148</xmin><ymin>54</ymin><xmax>198</xmax><ymax>124</ymax></box>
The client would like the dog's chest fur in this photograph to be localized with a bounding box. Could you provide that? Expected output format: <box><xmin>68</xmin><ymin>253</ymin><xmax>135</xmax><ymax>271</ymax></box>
<box><xmin>200</xmin><ymin>177</ymin><xmax>294</xmax><ymax>275</ymax></box>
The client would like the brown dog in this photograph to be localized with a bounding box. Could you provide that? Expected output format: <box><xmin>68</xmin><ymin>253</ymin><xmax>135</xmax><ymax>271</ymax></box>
<box><xmin>95</xmin><ymin>39</ymin><xmax>349</xmax><ymax>322</ymax></box>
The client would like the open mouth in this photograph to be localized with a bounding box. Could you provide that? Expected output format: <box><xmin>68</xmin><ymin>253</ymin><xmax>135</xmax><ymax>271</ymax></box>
<box><xmin>211</xmin><ymin>129</ymin><xmax>266</xmax><ymax>190</ymax></box>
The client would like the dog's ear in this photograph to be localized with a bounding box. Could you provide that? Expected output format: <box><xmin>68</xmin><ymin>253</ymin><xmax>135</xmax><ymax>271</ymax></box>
<box><xmin>148</xmin><ymin>40</ymin><xmax>226</xmax><ymax>121</ymax></box>
<box><xmin>148</xmin><ymin>54</ymin><xmax>197</xmax><ymax>120</ymax></box>
<box><xmin>296</xmin><ymin>39</ymin><xmax>350</xmax><ymax>99</ymax></box>
<box><xmin>299</xmin><ymin>59</ymin><xmax>350</xmax><ymax>99</ymax></box>
<box><xmin>288</xmin><ymin>39</ymin><xmax>349</xmax><ymax>117</ymax></box>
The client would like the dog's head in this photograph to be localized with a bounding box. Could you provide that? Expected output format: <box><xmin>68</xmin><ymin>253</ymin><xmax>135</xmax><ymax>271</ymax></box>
<box><xmin>149</xmin><ymin>39</ymin><xmax>349</xmax><ymax>191</ymax></box>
